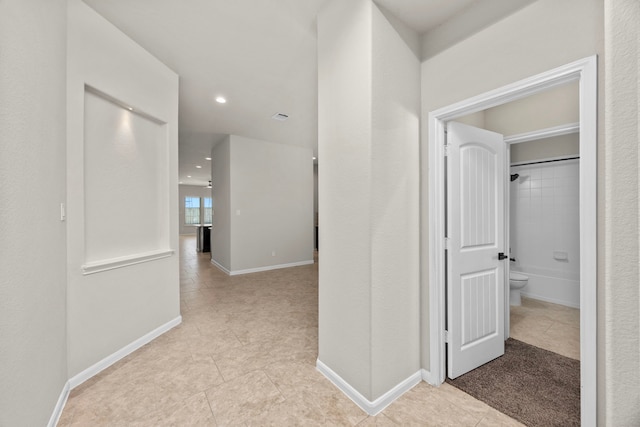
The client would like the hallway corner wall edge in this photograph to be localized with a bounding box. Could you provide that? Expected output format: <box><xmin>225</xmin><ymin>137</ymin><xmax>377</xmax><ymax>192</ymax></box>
<box><xmin>318</xmin><ymin>0</ymin><xmax>421</xmax><ymax>405</ymax></box>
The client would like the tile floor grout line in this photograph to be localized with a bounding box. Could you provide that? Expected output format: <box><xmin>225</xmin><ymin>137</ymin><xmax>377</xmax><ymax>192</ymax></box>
<box><xmin>203</xmin><ymin>388</ymin><xmax>220</xmax><ymax>426</ymax></box>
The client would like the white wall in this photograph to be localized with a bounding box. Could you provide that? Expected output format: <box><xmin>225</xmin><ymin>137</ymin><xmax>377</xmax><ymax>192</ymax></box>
<box><xmin>420</xmin><ymin>0</ymin><xmax>536</xmax><ymax>60</ymax></box>
<box><xmin>82</xmin><ymin>89</ymin><xmax>170</xmax><ymax>263</ymax></box>
<box><xmin>482</xmin><ymin>81</ymin><xmax>580</xmax><ymax>163</ymax></box>
<box><xmin>318</xmin><ymin>0</ymin><xmax>420</xmax><ymax>403</ymax></box>
<box><xmin>179</xmin><ymin>184</ymin><xmax>212</xmax><ymax>235</ymax></box>
<box><xmin>229</xmin><ymin>135</ymin><xmax>313</xmax><ymax>272</ymax></box>
<box><xmin>510</xmin><ymin>134</ymin><xmax>579</xmax><ymax>164</ymax></box>
<box><xmin>210</xmin><ymin>135</ymin><xmax>313</xmax><ymax>274</ymax></box>
<box><xmin>510</xmin><ymin>160</ymin><xmax>580</xmax><ymax>307</ymax></box>
<box><xmin>211</xmin><ymin>137</ymin><xmax>231</xmax><ymax>270</ymax></box>
<box><xmin>484</xmin><ymin>81</ymin><xmax>579</xmax><ymax>136</ymax></box>
<box><xmin>455</xmin><ymin>110</ymin><xmax>486</xmax><ymax>128</ymax></box>
<box><xmin>66</xmin><ymin>0</ymin><xmax>179</xmax><ymax>377</ymax></box>
<box><xmin>370</xmin><ymin>4</ymin><xmax>421</xmax><ymax>399</ymax></box>
<box><xmin>420</xmin><ymin>0</ymin><xmax>604</xmax><ymax>384</ymax></box>
<box><xmin>603</xmin><ymin>0</ymin><xmax>640</xmax><ymax>424</ymax></box>
<box><xmin>318</xmin><ymin>0</ymin><xmax>374</xmax><ymax>398</ymax></box>
<box><xmin>0</xmin><ymin>0</ymin><xmax>68</xmax><ymax>425</ymax></box>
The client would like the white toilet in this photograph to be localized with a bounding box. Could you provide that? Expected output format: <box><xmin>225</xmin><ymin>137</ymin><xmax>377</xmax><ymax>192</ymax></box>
<box><xmin>509</xmin><ymin>272</ymin><xmax>529</xmax><ymax>306</ymax></box>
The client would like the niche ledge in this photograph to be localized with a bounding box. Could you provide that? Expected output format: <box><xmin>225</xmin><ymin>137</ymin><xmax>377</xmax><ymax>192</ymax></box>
<box><xmin>82</xmin><ymin>249</ymin><xmax>174</xmax><ymax>275</ymax></box>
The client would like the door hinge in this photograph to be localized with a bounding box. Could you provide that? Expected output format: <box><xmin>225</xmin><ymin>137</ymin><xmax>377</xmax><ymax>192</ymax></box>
<box><xmin>444</xmin><ymin>145</ymin><xmax>450</xmax><ymax>157</ymax></box>
<box><xmin>444</xmin><ymin>330</ymin><xmax>449</xmax><ymax>343</ymax></box>
<box><xmin>444</xmin><ymin>237</ymin><xmax>450</xmax><ymax>250</ymax></box>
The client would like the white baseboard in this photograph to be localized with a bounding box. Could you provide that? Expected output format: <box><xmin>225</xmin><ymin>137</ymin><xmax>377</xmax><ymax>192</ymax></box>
<box><xmin>421</xmin><ymin>369</ymin><xmax>437</xmax><ymax>385</ymax></box>
<box><xmin>68</xmin><ymin>316</ymin><xmax>182</xmax><ymax>389</ymax></box>
<box><xmin>47</xmin><ymin>381</ymin><xmax>70</xmax><ymax>427</ymax></box>
<box><xmin>520</xmin><ymin>292</ymin><xmax>580</xmax><ymax>309</ymax></box>
<box><xmin>316</xmin><ymin>359</ymin><xmax>422</xmax><ymax>416</ymax></box>
<box><xmin>211</xmin><ymin>259</ymin><xmax>314</xmax><ymax>276</ymax></box>
<box><xmin>230</xmin><ymin>260</ymin><xmax>314</xmax><ymax>275</ymax></box>
<box><xmin>210</xmin><ymin>258</ymin><xmax>231</xmax><ymax>275</ymax></box>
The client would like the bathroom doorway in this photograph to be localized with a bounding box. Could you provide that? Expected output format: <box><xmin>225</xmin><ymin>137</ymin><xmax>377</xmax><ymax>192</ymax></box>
<box><xmin>427</xmin><ymin>56</ymin><xmax>597</xmax><ymax>425</ymax></box>
<box><xmin>441</xmin><ymin>110</ymin><xmax>582</xmax><ymax>425</ymax></box>
<box><xmin>461</xmin><ymin>79</ymin><xmax>582</xmax><ymax>352</ymax></box>
<box><xmin>507</xmin><ymin>121</ymin><xmax>581</xmax><ymax>361</ymax></box>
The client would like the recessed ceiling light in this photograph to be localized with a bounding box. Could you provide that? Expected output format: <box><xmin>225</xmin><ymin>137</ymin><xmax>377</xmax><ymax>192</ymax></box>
<box><xmin>215</xmin><ymin>96</ymin><xmax>227</xmax><ymax>104</ymax></box>
<box><xmin>127</xmin><ymin>107</ymin><xmax>133</xmax><ymax>111</ymax></box>
<box><xmin>196</xmin><ymin>165</ymin><xmax>202</xmax><ymax>169</ymax></box>
<box><xmin>179</xmin><ymin>181</ymin><xmax>183</xmax><ymax>184</ymax></box>
<box><xmin>205</xmin><ymin>157</ymin><xmax>212</xmax><ymax>161</ymax></box>
<box><xmin>187</xmin><ymin>175</ymin><xmax>191</xmax><ymax>178</ymax></box>
<box><xmin>313</xmin><ymin>157</ymin><xmax>316</xmax><ymax>160</ymax></box>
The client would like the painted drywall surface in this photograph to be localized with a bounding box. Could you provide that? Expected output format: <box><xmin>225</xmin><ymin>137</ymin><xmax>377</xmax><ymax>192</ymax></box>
<box><xmin>484</xmin><ymin>81</ymin><xmax>579</xmax><ymax>136</ymax></box>
<box><xmin>228</xmin><ymin>135</ymin><xmax>313</xmax><ymax>272</ymax></box>
<box><xmin>455</xmin><ymin>110</ymin><xmax>486</xmax><ymax>128</ymax></box>
<box><xmin>318</xmin><ymin>0</ymin><xmax>374</xmax><ymax>398</ymax></box>
<box><xmin>420</xmin><ymin>0</ymin><xmax>604</xmax><ymax>376</ymax></box>
<box><xmin>318</xmin><ymin>0</ymin><xmax>420</xmax><ymax>401</ymax></box>
<box><xmin>211</xmin><ymin>137</ymin><xmax>231</xmax><ymax>271</ymax></box>
<box><xmin>510</xmin><ymin>160</ymin><xmax>580</xmax><ymax>307</ymax></box>
<box><xmin>83</xmin><ymin>90</ymin><xmax>170</xmax><ymax>262</ymax></box>
<box><xmin>0</xmin><ymin>0</ymin><xmax>68</xmax><ymax>424</ymax></box>
<box><xmin>510</xmin><ymin>134</ymin><xmax>579</xmax><ymax>164</ymax></box>
<box><xmin>421</xmin><ymin>0</ymin><xmax>603</xmax><ymax>111</ymax></box>
<box><xmin>67</xmin><ymin>0</ymin><xmax>179</xmax><ymax>376</ymax></box>
<box><xmin>370</xmin><ymin>4</ymin><xmax>421</xmax><ymax>399</ymax></box>
<box><xmin>603</xmin><ymin>0</ymin><xmax>640</xmax><ymax>424</ymax></box>
<box><xmin>421</xmin><ymin>0</ymin><xmax>536</xmax><ymax>60</ymax></box>
<box><xmin>484</xmin><ymin>81</ymin><xmax>580</xmax><ymax>163</ymax></box>
<box><xmin>374</xmin><ymin>3</ymin><xmax>421</xmax><ymax>59</ymax></box>
<box><xmin>179</xmin><ymin>185</ymin><xmax>212</xmax><ymax>235</ymax></box>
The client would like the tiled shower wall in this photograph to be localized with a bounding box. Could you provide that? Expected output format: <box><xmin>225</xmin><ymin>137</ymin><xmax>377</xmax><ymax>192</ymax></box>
<box><xmin>509</xmin><ymin>158</ymin><xmax>580</xmax><ymax>307</ymax></box>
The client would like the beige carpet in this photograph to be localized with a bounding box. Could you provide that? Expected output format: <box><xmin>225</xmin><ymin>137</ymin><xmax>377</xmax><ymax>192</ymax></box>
<box><xmin>446</xmin><ymin>338</ymin><xmax>580</xmax><ymax>427</ymax></box>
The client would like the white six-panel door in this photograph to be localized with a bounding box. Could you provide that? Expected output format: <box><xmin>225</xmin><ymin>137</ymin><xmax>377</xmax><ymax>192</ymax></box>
<box><xmin>447</xmin><ymin>121</ymin><xmax>506</xmax><ymax>379</ymax></box>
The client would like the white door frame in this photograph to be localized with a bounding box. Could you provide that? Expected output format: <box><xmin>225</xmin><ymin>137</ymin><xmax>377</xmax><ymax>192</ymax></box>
<box><xmin>427</xmin><ymin>56</ymin><xmax>597</xmax><ymax>425</ymax></box>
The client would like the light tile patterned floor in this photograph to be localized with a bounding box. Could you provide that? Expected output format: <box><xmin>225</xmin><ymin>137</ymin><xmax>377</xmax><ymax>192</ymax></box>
<box><xmin>58</xmin><ymin>236</ymin><xmax>525</xmax><ymax>426</ymax></box>
<box><xmin>510</xmin><ymin>296</ymin><xmax>580</xmax><ymax>360</ymax></box>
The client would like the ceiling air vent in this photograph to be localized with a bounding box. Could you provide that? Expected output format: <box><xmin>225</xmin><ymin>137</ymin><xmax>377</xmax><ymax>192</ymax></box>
<box><xmin>272</xmin><ymin>113</ymin><xmax>289</xmax><ymax>121</ymax></box>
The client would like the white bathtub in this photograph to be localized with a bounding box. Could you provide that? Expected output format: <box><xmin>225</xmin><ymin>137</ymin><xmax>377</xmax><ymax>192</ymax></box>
<box><xmin>514</xmin><ymin>269</ymin><xmax>580</xmax><ymax>308</ymax></box>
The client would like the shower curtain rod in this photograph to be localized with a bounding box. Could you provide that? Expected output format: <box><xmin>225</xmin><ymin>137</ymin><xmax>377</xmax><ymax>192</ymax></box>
<box><xmin>511</xmin><ymin>156</ymin><xmax>580</xmax><ymax>167</ymax></box>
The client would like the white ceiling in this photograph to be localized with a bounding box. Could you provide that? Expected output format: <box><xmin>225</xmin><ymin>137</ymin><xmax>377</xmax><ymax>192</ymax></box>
<box><xmin>82</xmin><ymin>0</ymin><xmax>520</xmax><ymax>186</ymax></box>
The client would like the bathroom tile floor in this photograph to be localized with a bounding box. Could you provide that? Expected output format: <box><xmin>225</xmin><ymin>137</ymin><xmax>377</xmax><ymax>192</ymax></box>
<box><xmin>58</xmin><ymin>235</ymin><xmax>525</xmax><ymax>426</ymax></box>
<box><xmin>509</xmin><ymin>297</ymin><xmax>580</xmax><ymax>360</ymax></box>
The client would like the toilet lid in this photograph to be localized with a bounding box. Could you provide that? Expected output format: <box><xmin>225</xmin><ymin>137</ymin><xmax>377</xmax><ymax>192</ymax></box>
<box><xmin>510</xmin><ymin>272</ymin><xmax>528</xmax><ymax>281</ymax></box>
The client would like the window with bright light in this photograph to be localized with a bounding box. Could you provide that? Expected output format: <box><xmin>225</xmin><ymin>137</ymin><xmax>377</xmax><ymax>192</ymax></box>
<box><xmin>204</xmin><ymin>197</ymin><xmax>212</xmax><ymax>224</ymax></box>
<box><xmin>184</xmin><ymin>197</ymin><xmax>201</xmax><ymax>225</ymax></box>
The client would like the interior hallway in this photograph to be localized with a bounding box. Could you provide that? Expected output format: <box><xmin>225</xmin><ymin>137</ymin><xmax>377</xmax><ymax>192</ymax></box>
<box><xmin>58</xmin><ymin>236</ymin><xmax>522</xmax><ymax>426</ymax></box>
